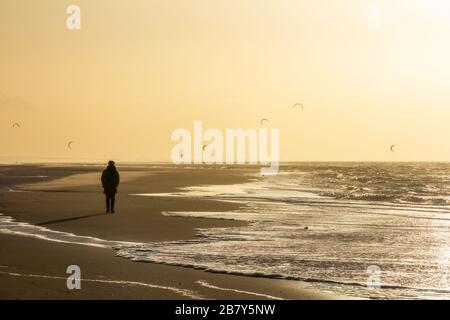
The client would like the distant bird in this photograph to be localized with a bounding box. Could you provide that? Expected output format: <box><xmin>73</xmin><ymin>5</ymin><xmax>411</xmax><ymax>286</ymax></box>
<box><xmin>292</xmin><ymin>103</ymin><xmax>304</xmax><ymax>111</ymax></box>
<box><xmin>202</xmin><ymin>144</ymin><xmax>208</xmax><ymax>151</ymax></box>
<box><xmin>390</xmin><ymin>145</ymin><xmax>397</xmax><ymax>152</ymax></box>
<box><xmin>67</xmin><ymin>141</ymin><xmax>75</xmax><ymax>150</ymax></box>
<box><xmin>260</xmin><ymin>118</ymin><xmax>269</xmax><ymax>127</ymax></box>
<box><xmin>12</xmin><ymin>122</ymin><xmax>20</xmax><ymax>129</ymax></box>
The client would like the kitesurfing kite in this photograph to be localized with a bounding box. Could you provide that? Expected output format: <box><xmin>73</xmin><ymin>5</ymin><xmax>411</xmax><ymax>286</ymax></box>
<box><xmin>292</xmin><ymin>103</ymin><xmax>304</xmax><ymax>111</ymax></box>
<box><xmin>67</xmin><ymin>141</ymin><xmax>75</xmax><ymax>150</ymax></box>
<box><xmin>260</xmin><ymin>118</ymin><xmax>269</xmax><ymax>127</ymax></box>
<box><xmin>12</xmin><ymin>122</ymin><xmax>20</xmax><ymax>129</ymax></box>
<box><xmin>390</xmin><ymin>145</ymin><xmax>397</xmax><ymax>152</ymax></box>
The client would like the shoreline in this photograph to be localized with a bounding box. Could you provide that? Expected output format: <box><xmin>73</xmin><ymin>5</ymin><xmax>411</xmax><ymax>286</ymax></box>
<box><xmin>0</xmin><ymin>164</ymin><xmax>352</xmax><ymax>299</ymax></box>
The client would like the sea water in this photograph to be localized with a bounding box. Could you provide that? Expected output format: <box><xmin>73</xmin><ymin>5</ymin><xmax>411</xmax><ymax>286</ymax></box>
<box><xmin>116</xmin><ymin>162</ymin><xmax>450</xmax><ymax>299</ymax></box>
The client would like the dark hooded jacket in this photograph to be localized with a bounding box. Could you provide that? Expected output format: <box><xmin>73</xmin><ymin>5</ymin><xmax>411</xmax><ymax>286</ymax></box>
<box><xmin>101</xmin><ymin>164</ymin><xmax>120</xmax><ymax>194</ymax></box>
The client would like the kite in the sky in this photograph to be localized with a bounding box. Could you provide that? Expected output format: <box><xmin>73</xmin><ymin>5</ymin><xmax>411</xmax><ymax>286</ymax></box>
<box><xmin>12</xmin><ymin>122</ymin><xmax>20</xmax><ymax>129</ymax></box>
<box><xmin>260</xmin><ymin>118</ymin><xmax>269</xmax><ymax>127</ymax></box>
<box><xmin>390</xmin><ymin>145</ymin><xmax>397</xmax><ymax>152</ymax></box>
<box><xmin>292</xmin><ymin>103</ymin><xmax>304</xmax><ymax>111</ymax></box>
<box><xmin>67</xmin><ymin>141</ymin><xmax>75</xmax><ymax>150</ymax></box>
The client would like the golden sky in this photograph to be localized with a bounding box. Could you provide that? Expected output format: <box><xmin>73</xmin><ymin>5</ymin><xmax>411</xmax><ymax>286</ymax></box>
<box><xmin>1</xmin><ymin>0</ymin><xmax>449</xmax><ymax>162</ymax></box>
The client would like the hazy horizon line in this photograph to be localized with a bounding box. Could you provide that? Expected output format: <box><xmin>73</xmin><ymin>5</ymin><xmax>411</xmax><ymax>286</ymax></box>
<box><xmin>1</xmin><ymin>160</ymin><xmax>449</xmax><ymax>166</ymax></box>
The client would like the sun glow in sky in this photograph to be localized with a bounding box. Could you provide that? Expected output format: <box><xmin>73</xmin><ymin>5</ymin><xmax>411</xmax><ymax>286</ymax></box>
<box><xmin>423</xmin><ymin>0</ymin><xmax>450</xmax><ymax>16</ymax></box>
<box><xmin>1</xmin><ymin>0</ymin><xmax>449</xmax><ymax>162</ymax></box>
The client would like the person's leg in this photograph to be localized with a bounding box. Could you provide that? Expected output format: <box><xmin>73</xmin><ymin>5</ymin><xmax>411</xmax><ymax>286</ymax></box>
<box><xmin>110</xmin><ymin>194</ymin><xmax>116</xmax><ymax>213</ymax></box>
<box><xmin>105</xmin><ymin>194</ymin><xmax>110</xmax><ymax>213</ymax></box>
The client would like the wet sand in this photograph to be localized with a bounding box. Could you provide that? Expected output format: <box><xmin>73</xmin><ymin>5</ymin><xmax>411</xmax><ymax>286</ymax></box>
<box><xmin>0</xmin><ymin>165</ymin><xmax>349</xmax><ymax>299</ymax></box>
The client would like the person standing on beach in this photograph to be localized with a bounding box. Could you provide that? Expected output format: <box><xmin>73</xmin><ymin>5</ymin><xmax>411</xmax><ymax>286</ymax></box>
<box><xmin>101</xmin><ymin>161</ymin><xmax>120</xmax><ymax>213</ymax></box>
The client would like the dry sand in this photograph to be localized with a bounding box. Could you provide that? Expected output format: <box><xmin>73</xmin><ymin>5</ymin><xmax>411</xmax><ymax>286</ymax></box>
<box><xmin>0</xmin><ymin>165</ymin><xmax>349</xmax><ymax>299</ymax></box>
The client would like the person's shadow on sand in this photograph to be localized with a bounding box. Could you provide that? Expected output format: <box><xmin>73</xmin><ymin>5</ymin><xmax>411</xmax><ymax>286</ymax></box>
<box><xmin>37</xmin><ymin>213</ymin><xmax>108</xmax><ymax>226</ymax></box>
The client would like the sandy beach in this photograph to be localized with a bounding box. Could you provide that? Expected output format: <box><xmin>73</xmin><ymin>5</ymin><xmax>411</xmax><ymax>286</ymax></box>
<box><xmin>0</xmin><ymin>165</ymin><xmax>345</xmax><ymax>300</ymax></box>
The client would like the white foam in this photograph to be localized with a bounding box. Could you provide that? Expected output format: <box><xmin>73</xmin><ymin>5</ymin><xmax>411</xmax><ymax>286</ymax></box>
<box><xmin>161</xmin><ymin>211</ymin><xmax>250</xmax><ymax>222</ymax></box>
<box><xmin>134</xmin><ymin>181</ymin><xmax>330</xmax><ymax>203</ymax></box>
<box><xmin>6</xmin><ymin>189</ymin><xmax>31</xmax><ymax>193</ymax></box>
<box><xmin>195</xmin><ymin>280</ymin><xmax>283</xmax><ymax>300</ymax></box>
<box><xmin>0</xmin><ymin>270</ymin><xmax>202</xmax><ymax>299</ymax></box>
<box><xmin>0</xmin><ymin>214</ymin><xmax>141</xmax><ymax>249</ymax></box>
<box><xmin>133</xmin><ymin>182</ymin><xmax>265</xmax><ymax>199</ymax></box>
